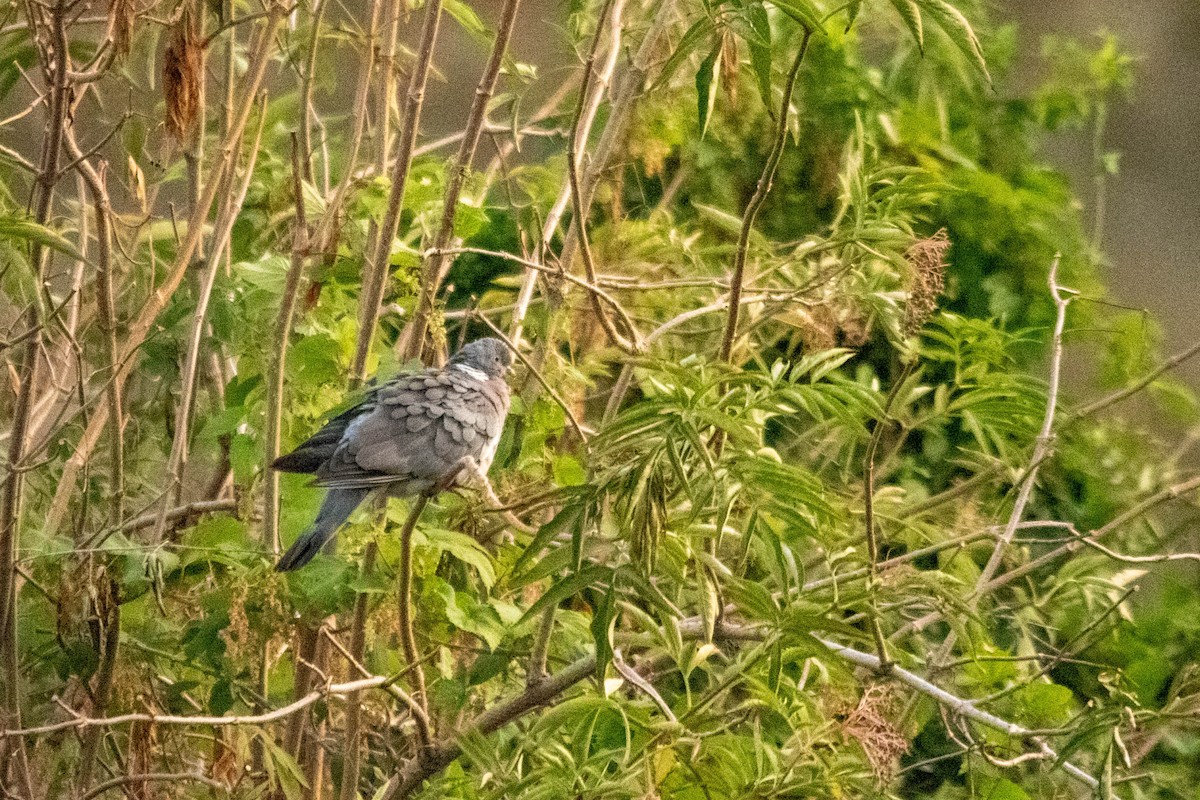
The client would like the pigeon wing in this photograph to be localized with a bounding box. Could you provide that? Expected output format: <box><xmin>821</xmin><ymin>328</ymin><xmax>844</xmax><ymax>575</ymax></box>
<box><xmin>313</xmin><ymin>369</ymin><xmax>504</xmax><ymax>491</ymax></box>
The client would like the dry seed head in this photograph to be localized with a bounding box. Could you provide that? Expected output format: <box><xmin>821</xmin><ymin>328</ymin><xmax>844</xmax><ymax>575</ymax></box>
<box><xmin>108</xmin><ymin>0</ymin><xmax>136</xmax><ymax>61</ymax></box>
<box><xmin>840</xmin><ymin>683</ymin><xmax>910</xmax><ymax>783</ymax></box>
<box><xmin>163</xmin><ymin>19</ymin><xmax>201</xmax><ymax>139</ymax></box>
<box><xmin>902</xmin><ymin>229</ymin><xmax>950</xmax><ymax>336</ymax></box>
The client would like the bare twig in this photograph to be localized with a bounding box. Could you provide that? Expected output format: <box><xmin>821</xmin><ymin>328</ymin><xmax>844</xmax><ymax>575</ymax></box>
<box><xmin>2</xmin><ymin>676</ymin><xmax>391</xmax><ymax>736</ymax></box>
<box><xmin>79</xmin><ymin>771</ymin><xmax>230</xmax><ymax>800</ymax></box>
<box><xmin>718</xmin><ymin>28</ymin><xmax>812</xmax><ymax>364</ymax></box>
<box><xmin>160</xmin><ymin>95</ymin><xmax>266</xmax><ymax>523</ymax></box>
<box><xmin>262</xmin><ymin>134</ymin><xmax>310</xmax><ymax>553</ymax></box>
<box><xmin>862</xmin><ymin>360</ymin><xmax>914</xmax><ymax>669</ymax></box>
<box><xmin>397</xmin><ymin>494</ymin><xmax>433</xmax><ymax>752</ymax></box>
<box><xmin>338</xmin><ymin>540</ymin><xmax>377</xmax><ymax>800</ymax></box>
<box><xmin>973</xmin><ymin>256</ymin><xmax>1069</xmax><ymax>591</ymax></box>
<box><xmin>353</xmin><ymin>0</ymin><xmax>442</xmax><ymax>384</ymax></box>
<box><xmin>407</xmin><ymin>0</ymin><xmax>523</xmax><ymax>361</ymax></box>
<box><xmin>509</xmin><ymin>0</ymin><xmax>628</xmax><ymax>349</ymax></box>
<box><xmin>1072</xmin><ymin>337</ymin><xmax>1200</xmax><ymax>419</ymax></box>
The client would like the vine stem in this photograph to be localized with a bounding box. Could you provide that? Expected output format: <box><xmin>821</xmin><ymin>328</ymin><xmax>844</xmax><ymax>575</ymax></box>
<box><xmin>262</xmin><ymin>134</ymin><xmax>310</xmax><ymax>553</ymax></box>
<box><xmin>338</xmin><ymin>540</ymin><xmax>377</xmax><ymax>800</ymax></box>
<box><xmin>973</xmin><ymin>255</ymin><xmax>1068</xmax><ymax>591</ymax></box>
<box><xmin>718</xmin><ymin>28</ymin><xmax>812</xmax><ymax>365</ymax></box>
<box><xmin>397</xmin><ymin>494</ymin><xmax>432</xmax><ymax>753</ymax></box>
<box><xmin>508</xmin><ymin>0</ymin><xmax>628</xmax><ymax>350</ymax></box>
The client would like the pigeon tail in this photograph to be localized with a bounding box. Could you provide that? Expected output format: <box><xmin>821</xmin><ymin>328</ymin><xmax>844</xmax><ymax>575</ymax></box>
<box><xmin>275</xmin><ymin>487</ymin><xmax>371</xmax><ymax>571</ymax></box>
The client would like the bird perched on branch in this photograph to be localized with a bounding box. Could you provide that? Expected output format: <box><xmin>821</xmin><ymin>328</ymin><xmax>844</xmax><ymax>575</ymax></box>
<box><xmin>272</xmin><ymin>337</ymin><xmax>513</xmax><ymax>571</ymax></box>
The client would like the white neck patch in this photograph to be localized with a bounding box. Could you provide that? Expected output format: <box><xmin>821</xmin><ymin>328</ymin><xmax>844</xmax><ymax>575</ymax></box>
<box><xmin>452</xmin><ymin>363</ymin><xmax>489</xmax><ymax>381</ymax></box>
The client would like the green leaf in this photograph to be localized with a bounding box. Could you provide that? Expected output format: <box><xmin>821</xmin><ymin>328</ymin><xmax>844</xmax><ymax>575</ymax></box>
<box><xmin>0</xmin><ymin>214</ymin><xmax>87</xmax><ymax>263</ymax></box>
<box><xmin>845</xmin><ymin>0</ymin><xmax>863</xmax><ymax>31</ymax></box>
<box><xmin>766</xmin><ymin>0</ymin><xmax>825</xmax><ymax>31</ymax></box>
<box><xmin>420</xmin><ymin>527</ymin><xmax>497</xmax><ymax>588</ymax></box>
<box><xmin>654</xmin><ymin>17</ymin><xmax>717</xmax><ymax>89</ymax></box>
<box><xmin>516</xmin><ymin>563</ymin><xmax>610</xmax><ymax>628</ymax></box>
<box><xmin>590</xmin><ymin>577</ymin><xmax>617</xmax><ymax>681</ymax></box>
<box><xmin>695</xmin><ymin>40</ymin><xmax>721</xmax><ymax>140</ymax></box>
<box><xmin>889</xmin><ymin>0</ymin><xmax>923</xmax><ymax>51</ymax></box>
<box><xmin>1017</xmin><ymin>682</ymin><xmax>1074</xmax><ymax>726</ymax></box>
<box><xmin>918</xmin><ymin>0</ymin><xmax>991</xmax><ymax>83</ymax></box>
<box><xmin>511</xmin><ymin>499</ymin><xmax>582</xmax><ymax>578</ymax></box>
<box><xmin>443</xmin><ymin>0</ymin><xmax>489</xmax><ymax>44</ymax></box>
<box><xmin>552</xmin><ymin>454</ymin><xmax>587</xmax><ymax>487</ymax></box>
<box><xmin>742</xmin><ymin>2</ymin><xmax>774</xmax><ymax>111</ymax></box>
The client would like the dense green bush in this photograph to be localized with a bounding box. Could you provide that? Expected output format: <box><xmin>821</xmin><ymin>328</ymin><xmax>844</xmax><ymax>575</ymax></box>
<box><xmin>1</xmin><ymin>0</ymin><xmax>1197</xmax><ymax>798</ymax></box>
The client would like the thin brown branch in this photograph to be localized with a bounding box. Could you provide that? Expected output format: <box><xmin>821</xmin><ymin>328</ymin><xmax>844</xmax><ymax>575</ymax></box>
<box><xmin>2</xmin><ymin>676</ymin><xmax>390</xmax><ymax>736</ymax></box>
<box><xmin>62</xmin><ymin>131</ymin><xmax>123</xmax><ymax>525</ymax></box>
<box><xmin>861</xmin><ymin>359</ymin><xmax>914</xmax><ymax>669</ymax></box>
<box><xmin>161</xmin><ymin>95</ymin><xmax>266</xmax><ymax>521</ymax></box>
<box><xmin>397</xmin><ymin>494</ymin><xmax>432</xmax><ymax>752</ymax></box>
<box><xmin>380</xmin><ymin>655</ymin><xmax>597</xmax><ymax>799</ymax></box>
<box><xmin>338</xmin><ymin>540</ymin><xmax>377</xmax><ymax>800</ymax></box>
<box><xmin>718</xmin><ymin>28</ymin><xmax>811</xmax><ymax>365</ymax></box>
<box><xmin>1072</xmin><ymin>336</ymin><xmax>1200</xmax><ymax>419</ymax></box>
<box><xmin>973</xmin><ymin>256</ymin><xmax>1069</xmax><ymax>591</ymax></box>
<box><xmin>262</xmin><ymin>134</ymin><xmax>310</xmax><ymax>553</ymax></box>
<box><xmin>353</xmin><ymin>0</ymin><xmax>442</xmax><ymax>384</ymax></box>
<box><xmin>297</xmin><ymin>0</ymin><xmax>328</xmax><ymax>184</ymax></box>
<box><xmin>509</xmin><ymin>0</ymin><xmax>627</xmax><ymax>350</ymax></box>
<box><xmin>79</xmin><ymin>771</ymin><xmax>230</xmax><ymax>800</ymax></box>
<box><xmin>565</xmin><ymin>0</ymin><xmax>640</xmax><ymax>354</ymax></box>
<box><xmin>407</xmin><ymin>0</ymin><xmax>522</xmax><ymax>361</ymax></box>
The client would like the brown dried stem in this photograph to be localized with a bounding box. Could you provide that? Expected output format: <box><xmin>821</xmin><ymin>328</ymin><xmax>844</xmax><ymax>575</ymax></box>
<box><xmin>397</xmin><ymin>494</ymin><xmax>433</xmax><ymax>753</ymax></box>
<box><xmin>406</xmin><ymin>0</ymin><xmax>523</xmax><ymax>362</ymax></box>
<box><xmin>337</xmin><ymin>540</ymin><xmax>378</xmax><ymax>800</ymax></box>
<box><xmin>353</xmin><ymin>0</ymin><xmax>443</xmax><ymax>384</ymax></box>
<box><xmin>44</xmin><ymin>3</ymin><xmax>287</xmax><ymax>536</ymax></box>
<box><xmin>263</xmin><ymin>134</ymin><xmax>311</xmax><ymax>553</ymax></box>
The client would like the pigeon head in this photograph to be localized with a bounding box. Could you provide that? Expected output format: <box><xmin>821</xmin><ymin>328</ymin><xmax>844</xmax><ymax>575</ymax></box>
<box><xmin>449</xmin><ymin>337</ymin><xmax>512</xmax><ymax>379</ymax></box>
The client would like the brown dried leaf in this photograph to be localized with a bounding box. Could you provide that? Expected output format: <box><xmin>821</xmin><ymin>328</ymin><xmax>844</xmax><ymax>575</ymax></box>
<box><xmin>163</xmin><ymin>18</ymin><xmax>202</xmax><ymax>139</ymax></box>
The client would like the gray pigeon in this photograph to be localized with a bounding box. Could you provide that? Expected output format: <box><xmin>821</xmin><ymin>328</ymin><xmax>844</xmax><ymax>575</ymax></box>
<box><xmin>272</xmin><ymin>337</ymin><xmax>512</xmax><ymax>571</ymax></box>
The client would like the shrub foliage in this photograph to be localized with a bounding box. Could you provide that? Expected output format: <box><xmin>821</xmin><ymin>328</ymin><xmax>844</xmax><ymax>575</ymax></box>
<box><xmin>1</xmin><ymin>0</ymin><xmax>1197</xmax><ymax>798</ymax></box>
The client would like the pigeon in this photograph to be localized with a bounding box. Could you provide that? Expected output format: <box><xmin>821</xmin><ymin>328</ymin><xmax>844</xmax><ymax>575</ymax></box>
<box><xmin>272</xmin><ymin>337</ymin><xmax>513</xmax><ymax>571</ymax></box>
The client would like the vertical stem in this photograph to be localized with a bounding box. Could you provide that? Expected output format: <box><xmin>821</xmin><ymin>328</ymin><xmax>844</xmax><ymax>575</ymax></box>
<box><xmin>509</xmin><ymin>0</ymin><xmax>624</xmax><ymax>364</ymax></box>
<box><xmin>184</xmin><ymin>2</ymin><xmax>207</xmax><ymax>261</ymax></box>
<box><xmin>406</xmin><ymin>0</ymin><xmax>523</xmax><ymax>361</ymax></box>
<box><xmin>862</xmin><ymin>359</ymin><xmax>913</xmax><ymax>669</ymax></box>
<box><xmin>526</xmin><ymin>606</ymin><xmax>555</xmax><ymax>688</ymax></box>
<box><xmin>263</xmin><ymin>134</ymin><xmax>311</xmax><ymax>553</ymax></box>
<box><xmin>337</xmin><ymin>540</ymin><xmax>377</xmax><ymax>800</ymax></box>
<box><xmin>352</xmin><ymin>0</ymin><xmax>442</xmax><ymax>384</ymax></box>
<box><xmin>376</xmin><ymin>0</ymin><xmax>402</xmax><ymax>170</ymax></box>
<box><xmin>718</xmin><ymin>29</ymin><xmax>811</xmax><ymax>365</ymax></box>
<box><xmin>76</xmin><ymin>577</ymin><xmax>121</xmax><ymax>793</ymax></box>
<box><xmin>397</xmin><ymin>494</ymin><xmax>432</xmax><ymax>753</ymax></box>
<box><xmin>161</xmin><ymin>99</ymin><xmax>267</xmax><ymax>521</ymax></box>
<box><xmin>564</xmin><ymin>0</ymin><xmax>637</xmax><ymax>353</ymax></box>
<box><xmin>298</xmin><ymin>0</ymin><xmax>328</xmax><ymax>183</ymax></box>
<box><xmin>1</xmin><ymin>2</ymin><xmax>70</xmax><ymax>793</ymax></box>
<box><xmin>308</xmin><ymin>0</ymin><xmax>381</xmax><ymax>254</ymax></box>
